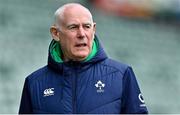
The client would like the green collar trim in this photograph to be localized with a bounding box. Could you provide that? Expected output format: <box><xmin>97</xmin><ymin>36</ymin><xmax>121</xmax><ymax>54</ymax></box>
<box><xmin>84</xmin><ymin>39</ymin><xmax>98</xmax><ymax>62</ymax></box>
<box><xmin>50</xmin><ymin>40</ymin><xmax>63</xmax><ymax>63</ymax></box>
<box><xmin>50</xmin><ymin>39</ymin><xmax>98</xmax><ymax>63</ymax></box>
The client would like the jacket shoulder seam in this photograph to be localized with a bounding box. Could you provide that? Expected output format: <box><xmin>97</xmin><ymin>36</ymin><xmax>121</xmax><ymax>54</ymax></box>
<box><xmin>26</xmin><ymin>66</ymin><xmax>49</xmax><ymax>85</ymax></box>
<box><xmin>99</xmin><ymin>62</ymin><xmax>128</xmax><ymax>75</ymax></box>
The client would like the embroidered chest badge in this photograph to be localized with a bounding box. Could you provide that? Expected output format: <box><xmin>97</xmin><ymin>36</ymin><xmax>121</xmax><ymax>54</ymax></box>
<box><xmin>95</xmin><ymin>80</ymin><xmax>105</xmax><ymax>93</ymax></box>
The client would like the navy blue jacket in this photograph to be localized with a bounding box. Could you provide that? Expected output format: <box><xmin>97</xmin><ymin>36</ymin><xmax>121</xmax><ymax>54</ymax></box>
<box><xmin>19</xmin><ymin>37</ymin><xmax>148</xmax><ymax>114</ymax></box>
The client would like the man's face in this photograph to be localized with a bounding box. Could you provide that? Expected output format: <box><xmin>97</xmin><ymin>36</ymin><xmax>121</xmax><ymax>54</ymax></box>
<box><xmin>57</xmin><ymin>6</ymin><xmax>96</xmax><ymax>61</ymax></box>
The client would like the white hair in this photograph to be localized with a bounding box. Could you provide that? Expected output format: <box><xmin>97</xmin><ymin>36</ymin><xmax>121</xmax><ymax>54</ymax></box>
<box><xmin>54</xmin><ymin>3</ymin><xmax>93</xmax><ymax>30</ymax></box>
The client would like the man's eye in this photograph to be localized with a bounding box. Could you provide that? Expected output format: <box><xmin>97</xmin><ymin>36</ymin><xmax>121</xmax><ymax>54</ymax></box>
<box><xmin>86</xmin><ymin>26</ymin><xmax>90</xmax><ymax>28</ymax></box>
<box><xmin>69</xmin><ymin>26</ymin><xmax>76</xmax><ymax>29</ymax></box>
<box><xmin>84</xmin><ymin>25</ymin><xmax>91</xmax><ymax>29</ymax></box>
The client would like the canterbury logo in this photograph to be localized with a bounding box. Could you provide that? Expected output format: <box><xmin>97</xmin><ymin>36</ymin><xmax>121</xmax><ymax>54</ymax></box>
<box><xmin>43</xmin><ymin>88</ymin><xmax>54</xmax><ymax>97</ymax></box>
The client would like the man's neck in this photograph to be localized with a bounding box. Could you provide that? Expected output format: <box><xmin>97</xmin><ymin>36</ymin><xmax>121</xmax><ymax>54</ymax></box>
<box><xmin>62</xmin><ymin>55</ymin><xmax>87</xmax><ymax>62</ymax></box>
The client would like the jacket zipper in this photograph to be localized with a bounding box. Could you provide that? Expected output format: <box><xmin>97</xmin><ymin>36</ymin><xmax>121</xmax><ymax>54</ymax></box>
<box><xmin>72</xmin><ymin>66</ymin><xmax>77</xmax><ymax>113</ymax></box>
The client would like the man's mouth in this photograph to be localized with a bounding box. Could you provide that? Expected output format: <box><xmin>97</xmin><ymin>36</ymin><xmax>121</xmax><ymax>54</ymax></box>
<box><xmin>75</xmin><ymin>43</ymin><xmax>87</xmax><ymax>47</ymax></box>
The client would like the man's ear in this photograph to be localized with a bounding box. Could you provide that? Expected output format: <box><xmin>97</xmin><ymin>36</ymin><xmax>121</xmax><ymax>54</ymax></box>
<box><xmin>50</xmin><ymin>25</ymin><xmax>60</xmax><ymax>41</ymax></box>
<box><xmin>93</xmin><ymin>22</ymin><xmax>96</xmax><ymax>33</ymax></box>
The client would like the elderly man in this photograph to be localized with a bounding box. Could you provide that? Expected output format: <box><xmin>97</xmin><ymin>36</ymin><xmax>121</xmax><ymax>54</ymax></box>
<box><xmin>19</xmin><ymin>3</ymin><xmax>148</xmax><ymax>114</ymax></box>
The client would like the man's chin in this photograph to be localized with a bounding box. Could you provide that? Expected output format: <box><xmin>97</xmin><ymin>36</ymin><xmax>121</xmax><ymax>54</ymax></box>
<box><xmin>74</xmin><ymin>54</ymin><xmax>89</xmax><ymax>61</ymax></box>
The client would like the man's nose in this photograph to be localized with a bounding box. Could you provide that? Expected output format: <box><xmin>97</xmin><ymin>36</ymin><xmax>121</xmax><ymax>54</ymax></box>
<box><xmin>77</xmin><ymin>27</ymin><xmax>85</xmax><ymax>39</ymax></box>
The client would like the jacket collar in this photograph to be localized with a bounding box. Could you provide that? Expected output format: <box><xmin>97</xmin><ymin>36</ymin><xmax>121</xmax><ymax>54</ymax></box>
<box><xmin>47</xmin><ymin>35</ymin><xmax>107</xmax><ymax>74</ymax></box>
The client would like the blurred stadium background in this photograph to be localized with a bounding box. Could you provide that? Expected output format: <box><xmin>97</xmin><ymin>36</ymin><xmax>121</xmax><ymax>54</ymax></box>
<box><xmin>0</xmin><ymin>0</ymin><xmax>180</xmax><ymax>113</ymax></box>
